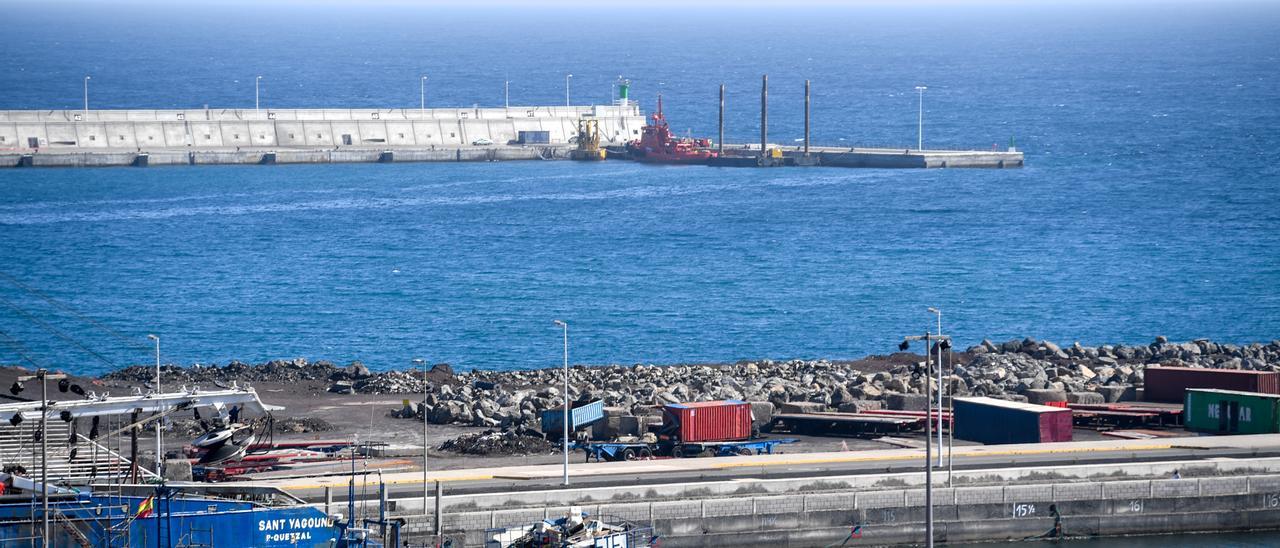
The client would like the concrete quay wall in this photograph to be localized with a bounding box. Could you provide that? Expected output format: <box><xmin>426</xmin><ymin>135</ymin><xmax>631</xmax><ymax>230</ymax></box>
<box><xmin>0</xmin><ymin>145</ymin><xmax>569</xmax><ymax>168</ymax></box>
<box><xmin>0</xmin><ymin>105</ymin><xmax>642</xmax><ymax>154</ymax></box>
<box><xmin>391</xmin><ymin>463</ymin><xmax>1280</xmax><ymax>546</ymax></box>
<box><xmin>383</xmin><ymin>457</ymin><xmax>1280</xmax><ymax>516</ymax></box>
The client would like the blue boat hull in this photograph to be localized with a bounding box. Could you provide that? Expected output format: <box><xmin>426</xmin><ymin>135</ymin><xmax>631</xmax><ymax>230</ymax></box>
<box><xmin>0</xmin><ymin>492</ymin><xmax>345</xmax><ymax>547</ymax></box>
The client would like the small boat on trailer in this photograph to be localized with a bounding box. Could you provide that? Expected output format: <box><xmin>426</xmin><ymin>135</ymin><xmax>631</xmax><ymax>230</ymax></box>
<box><xmin>484</xmin><ymin>507</ymin><xmax>656</xmax><ymax>548</ymax></box>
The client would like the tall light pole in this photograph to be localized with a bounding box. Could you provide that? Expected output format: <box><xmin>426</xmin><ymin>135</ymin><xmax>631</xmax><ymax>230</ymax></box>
<box><xmin>18</xmin><ymin>369</ymin><xmax>66</xmax><ymax>548</ymax></box>
<box><xmin>256</xmin><ymin>76</ymin><xmax>262</xmax><ymax>113</ymax></box>
<box><xmin>504</xmin><ymin>80</ymin><xmax>510</xmax><ymax>109</ymax></box>
<box><xmin>412</xmin><ymin>358</ymin><xmax>429</xmax><ymax>512</ymax></box>
<box><xmin>553</xmin><ymin>320</ymin><xmax>569</xmax><ymax>486</ymax></box>
<box><xmin>564</xmin><ymin>74</ymin><xmax>572</xmax><ymax>108</ymax></box>
<box><xmin>902</xmin><ymin>330</ymin><xmax>950</xmax><ymax>548</ymax></box>
<box><xmin>420</xmin><ymin>75</ymin><xmax>428</xmax><ymax>117</ymax></box>
<box><xmin>928</xmin><ymin>308</ymin><xmax>943</xmax><ymax>467</ymax></box>
<box><xmin>83</xmin><ymin>76</ymin><xmax>91</xmax><ymax>117</ymax></box>
<box><xmin>915</xmin><ymin>85</ymin><xmax>927</xmax><ymax>151</ymax></box>
<box><xmin>148</xmin><ymin>334</ymin><xmax>162</xmax><ymax>477</ymax></box>
<box><xmin>945</xmin><ymin>340</ymin><xmax>955</xmax><ymax>486</ymax></box>
<box><xmin>40</xmin><ymin>371</ymin><xmax>50</xmax><ymax>548</ymax></box>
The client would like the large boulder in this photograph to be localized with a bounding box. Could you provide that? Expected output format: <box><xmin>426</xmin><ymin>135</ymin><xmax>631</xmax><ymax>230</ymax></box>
<box><xmin>855</xmin><ymin>384</ymin><xmax>884</xmax><ymax>399</ymax></box>
<box><xmin>616</xmin><ymin>415</ymin><xmax>642</xmax><ymax>437</ymax></box>
<box><xmin>838</xmin><ymin>400</ymin><xmax>883</xmax><ymax>413</ymax></box>
<box><xmin>778</xmin><ymin>401</ymin><xmax>825</xmax><ymax>414</ymax></box>
<box><xmin>1096</xmin><ymin>385</ymin><xmax>1137</xmax><ymax>403</ymax></box>
<box><xmin>748</xmin><ymin>401</ymin><xmax>776</xmax><ymax>424</ymax></box>
<box><xmin>1066</xmin><ymin>391</ymin><xmax>1105</xmax><ymax>405</ymax></box>
<box><xmin>1023</xmin><ymin>388</ymin><xmax>1067</xmax><ymax>405</ymax></box>
<box><xmin>429</xmin><ymin>401</ymin><xmax>470</xmax><ymax>424</ymax></box>
<box><xmin>887</xmin><ymin>393</ymin><xmax>929</xmax><ymax>411</ymax></box>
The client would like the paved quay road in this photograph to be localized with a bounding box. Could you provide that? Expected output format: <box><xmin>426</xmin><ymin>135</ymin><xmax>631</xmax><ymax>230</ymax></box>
<box><xmin>260</xmin><ymin>433</ymin><xmax>1280</xmax><ymax>501</ymax></box>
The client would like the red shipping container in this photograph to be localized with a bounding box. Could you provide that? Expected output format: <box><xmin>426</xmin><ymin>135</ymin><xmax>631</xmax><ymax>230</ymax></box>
<box><xmin>1144</xmin><ymin>367</ymin><xmax>1280</xmax><ymax>403</ymax></box>
<box><xmin>662</xmin><ymin>400</ymin><xmax>752</xmax><ymax>442</ymax></box>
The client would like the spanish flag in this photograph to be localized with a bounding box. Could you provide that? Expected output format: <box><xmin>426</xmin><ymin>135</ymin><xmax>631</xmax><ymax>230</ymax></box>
<box><xmin>135</xmin><ymin>496</ymin><xmax>155</xmax><ymax>519</ymax></box>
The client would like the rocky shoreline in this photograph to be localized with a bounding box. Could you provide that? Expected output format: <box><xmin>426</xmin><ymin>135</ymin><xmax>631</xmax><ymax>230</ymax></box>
<box><xmin>96</xmin><ymin>337</ymin><xmax>1280</xmax><ymax>438</ymax></box>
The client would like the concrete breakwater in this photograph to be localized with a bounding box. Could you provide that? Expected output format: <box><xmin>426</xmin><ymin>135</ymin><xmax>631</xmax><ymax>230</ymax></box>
<box><xmin>0</xmin><ymin>105</ymin><xmax>640</xmax><ymax>167</ymax></box>
<box><xmin>0</xmin><ymin>106</ymin><xmax>1023</xmax><ymax>169</ymax></box>
<box><xmin>102</xmin><ymin>337</ymin><xmax>1280</xmax><ymax>444</ymax></box>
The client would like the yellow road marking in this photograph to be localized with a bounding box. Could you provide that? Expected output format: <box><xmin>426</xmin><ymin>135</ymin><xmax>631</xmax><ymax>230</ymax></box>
<box><xmin>280</xmin><ymin>474</ymin><xmax>496</xmax><ymax>490</ymax></box>
<box><xmin>709</xmin><ymin>443</ymin><xmax>1176</xmax><ymax>469</ymax></box>
<box><xmin>272</xmin><ymin>439</ymin><xmax>1218</xmax><ymax>490</ymax></box>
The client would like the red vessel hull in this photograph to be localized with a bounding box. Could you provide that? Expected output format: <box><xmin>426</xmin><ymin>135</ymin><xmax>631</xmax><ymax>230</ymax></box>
<box><xmin>632</xmin><ymin>150</ymin><xmax>716</xmax><ymax>164</ymax></box>
<box><xmin>627</xmin><ymin>95</ymin><xmax>717</xmax><ymax>165</ymax></box>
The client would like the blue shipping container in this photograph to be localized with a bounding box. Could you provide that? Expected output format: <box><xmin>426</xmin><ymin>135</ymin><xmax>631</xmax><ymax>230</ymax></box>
<box><xmin>953</xmin><ymin>397</ymin><xmax>1073</xmax><ymax>445</ymax></box>
<box><xmin>542</xmin><ymin>399</ymin><xmax>605</xmax><ymax>435</ymax></box>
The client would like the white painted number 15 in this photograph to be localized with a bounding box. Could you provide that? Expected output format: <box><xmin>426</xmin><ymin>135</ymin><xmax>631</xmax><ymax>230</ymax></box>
<box><xmin>594</xmin><ymin>533</ymin><xmax>629</xmax><ymax>548</ymax></box>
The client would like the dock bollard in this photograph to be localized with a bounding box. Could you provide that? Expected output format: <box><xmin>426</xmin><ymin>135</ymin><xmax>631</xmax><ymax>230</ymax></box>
<box><xmin>435</xmin><ymin>480</ymin><xmax>443</xmax><ymax>536</ymax></box>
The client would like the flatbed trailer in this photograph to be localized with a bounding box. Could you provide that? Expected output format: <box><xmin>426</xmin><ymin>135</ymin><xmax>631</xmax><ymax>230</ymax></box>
<box><xmin>1068</xmin><ymin>403</ymin><xmax>1183</xmax><ymax>428</ymax></box>
<box><xmin>860</xmin><ymin>409</ymin><xmax>953</xmax><ymax>424</ymax></box>
<box><xmin>765</xmin><ymin>412</ymin><xmax>925</xmax><ymax>437</ymax></box>
<box><xmin>575</xmin><ymin>438</ymin><xmax>797</xmax><ymax>462</ymax></box>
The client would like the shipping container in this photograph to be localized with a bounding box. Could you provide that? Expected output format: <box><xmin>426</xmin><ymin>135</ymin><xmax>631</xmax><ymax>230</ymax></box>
<box><xmin>541</xmin><ymin>399</ymin><xmax>605</xmax><ymax>437</ymax></box>
<box><xmin>662</xmin><ymin>400</ymin><xmax>752</xmax><ymax>443</ymax></box>
<box><xmin>1184</xmin><ymin>389</ymin><xmax>1280</xmax><ymax>434</ymax></box>
<box><xmin>1144</xmin><ymin>366</ymin><xmax>1280</xmax><ymax>403</ymax></box>
<box><xmin>953</xmin><ymin>397</ymin><xmax>1073</xmax><ymax>445</ymax></box>
<box><xmin>517</xmin><ymin>130</ymin><xmax>551</xmax><ymax>144</ymax></box>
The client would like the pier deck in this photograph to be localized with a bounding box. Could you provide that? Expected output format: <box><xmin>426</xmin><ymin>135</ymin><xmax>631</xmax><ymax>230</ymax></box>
<box><xmin>718</xmin><ymin>143</ymin><xmax>1024</xmax><ymax>169</ymax></box>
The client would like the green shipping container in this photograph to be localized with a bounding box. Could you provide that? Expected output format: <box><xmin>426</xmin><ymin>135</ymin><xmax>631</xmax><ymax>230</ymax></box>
<box><xmin>1184</xmin><ymin>388</ymin><xmax>1280</xmax><ymax>434</ymax></box>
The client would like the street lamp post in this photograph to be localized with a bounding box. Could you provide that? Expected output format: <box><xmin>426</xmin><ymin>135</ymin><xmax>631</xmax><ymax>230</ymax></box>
<box><xmin>412</xmin><ymin>358</ymin><xmax>429</xmax><ymax>512</ymax></box>
<box><xmin>256</xmin><ymin>76</ymin><xmax>262</xmax><ymax>113</ymax></box>
<box><xmin>148</xmin><ymin>334</ymin><xmax>162</xmax><ymax>477</ymax></box>
<box><xmin>420</xmin><ymin>75</ymin><xmax>427</xmax><ymax>117</ymax></box>
<box><xmin>553</xmin><ymin>320</ymin><xmax>569</xmax><ymax>486</ymax></box>
<box><xmin>83</xmin><ymin>76</ymin><xmax>91</xmax><ymax>118</ymax></box>
<box><xmin>564</xmin><ymin>74</ymin><xmax>572</xmax><ymax>108</ymax></box>
<box><xmin>902</xmin><ymin>330</ymin><xmax>951</xmax><ymax>548</ymax></box>
<box><xmin>504</xmin><ymin>80</ymin><xmax>510</xmax><ymax>109</ymax></box>
<box><xmin>928</xmin><ymin>308</ymin><xmax>943</xmax><ymax>467</ymax></box>
<box><xmin>915</xmin><ymin>85</ymin><xmax>927</xmax><ymax>151</ymax></box>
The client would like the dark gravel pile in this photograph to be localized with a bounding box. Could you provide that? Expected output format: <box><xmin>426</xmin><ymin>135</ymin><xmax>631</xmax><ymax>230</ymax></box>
<box><xmin>436</xmin><ymin>428</ymin><xmax>556</xmax><ymax>456</ymax></box>
<box><xmin>102</xmin><ymin>358</ymin><xmax>344</xmax><ymax>386</ymax></box>
<box><xmin>274</xmin><ymin>416</ymin><xmax>335</xmax><ymax>434</ymax></box>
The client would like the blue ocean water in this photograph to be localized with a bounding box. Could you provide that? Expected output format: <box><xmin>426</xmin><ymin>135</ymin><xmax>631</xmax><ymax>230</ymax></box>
<box><xmin>0</xmin><ymin>1</ymin><xmax>1278</xmax><ymax>375</ymax></box>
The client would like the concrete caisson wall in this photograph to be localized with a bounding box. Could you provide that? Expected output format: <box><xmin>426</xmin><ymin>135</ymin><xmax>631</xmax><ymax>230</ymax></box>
<box><xmin>398</xmin><ymin>474</ymin><xmax>1280</xmax><ymax>547</ymax></box>
<box><xmin>0</xmin><ymin>106</ymin><xmax>644</xmax><ymax>153</ymax></box>
<box><xmin>386</xmin><ymin>460</ymin><xmax>1280</xmax><ymax>547</ymax></box>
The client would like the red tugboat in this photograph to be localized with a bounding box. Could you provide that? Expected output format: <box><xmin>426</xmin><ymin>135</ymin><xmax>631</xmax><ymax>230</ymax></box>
<box><xmin>627</xmin><ymin>95</ymin><xmax>718</xmax><ymax>164</ymax></box>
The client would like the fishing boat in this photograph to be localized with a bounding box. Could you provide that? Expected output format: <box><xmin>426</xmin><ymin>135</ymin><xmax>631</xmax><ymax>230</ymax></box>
<box><xmin>0</xmin><ymin>382</ymin><xmax>392</xmax><ymax>547</ymax></box>
<box><xmin>625</xmin><ymin>95</ymin><xmax>717</xmax><ymax>165</ymax></box>
<box><xmin>0</xmin><ymin>479</ymin><xmax>379</xmax><ymax>547</ymax></box>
